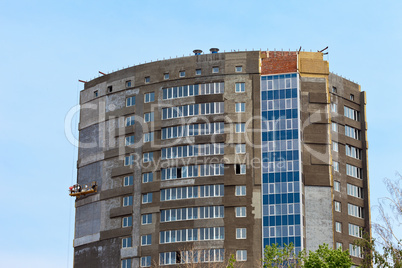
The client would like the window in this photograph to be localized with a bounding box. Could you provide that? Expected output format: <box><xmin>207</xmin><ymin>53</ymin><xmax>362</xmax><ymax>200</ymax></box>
<box><xmin>212</xmin><ymin>67</ymin><xmax>219</xmax><ymax>73</ymax></box>
<box><xmin>236</xmin><ymin>186</ymin><xmax>246</xmax><ymax>196</ymax></box>
<box><xmin>235</xmin><ymin>82</ymin><xmax>245</xmax><ymax>93</ymax></box>
<box><xmin>235</xmin><ymin>164</ymin><xmax>246</xmax><ymax>175</ymax></box>
<box><xmin>141</xmin><ymin>256</ymin><xmax>151</xmax><ymax>267</ymax></box>
<box><xmin>125</xmin><ymin>115</ymin><xmax>135</xmax><ymax>126</ymax></box>
<box><xmin>235</xmin><ymin>207</ymin><xmax>246</xmax><ymax>217</ymax></box>
<box><xmin>161</xmin><ymin>164</ymin><xmax>224</xmax><ymax>181</ymax></box>
<box><xmin>345</xmin><ymin>125</ymin><xmax>361</xmax><ymax>140</ymax></box>
<box><xmin>332</xmin><ymin>86</ymin><xmax>337</xmax><ymax>93</ymax></box>
<box><xmin>346</xmin><ymin>145</ymin><xmax>362</xmax><ymax>159</ymax></box>
<box><xmin>160</xmin><ymin>184</ymin><xmax>224</xmax><ymax>201</ymax></box>
<box><xmin>162</xmin><ymin>143</ymin><xmax>224</xmax><ymax>160</ymax></box>
<box><xmin>160</xmin><ymin>227</ymin><xmax>224</xmax><ymax>244</ymax></box>
<box><xmin>350</xmin><ymin>94</ymin><xmax>354</xmax><ymax>101</ymax></box>
<box><xmin>126</xmin><ymin>96</ymin><xmax>136</xmax><ymax>107</ymax></box>
<box><xmin>336</xmin><ymin>242</ymin><xmax>343</xmax><ymax>249</ymax></box>
<box><xmin>141</xmin><ymin>234</ymin><xmax>152</xmax><ymax>246</ymax></box>
<box><xmin>162</xmin><ymin>102</ymin><xmax>224</xmax><ymax>120</ymax></box>
<box><xmin>199</xmin><ymin>164</ymin><xmax>225</xmax><ymax>177</ymax></box>
<box><xmin>164</xmin><ymin>73</ymin><xmax>169</xmax><ymax>80</ymax></box>
<box><xmin>162</xmin><ymin>82</ymin><xmax>224</xmax><ymax>100</ymax></box>
<box><xmin>122</xmin><ymin>216</ymin><xmax>132</xmax><ymax>227</ymax></box>
<box><xmin>333</xmin><ymin>161</ymin><xmax>339</xmax><ymax>172</ymax></box>
<box><xmin>346</xmin><ymin>164</ymin><xmax>362</xmax><ymax>179</ymax></box>
<box><xmin>344</xmin><ymin>107</ymin><xmax>360</xmax><ymax>121</ymax></box>
<box><xmin>126</xmin><ymin>80</ymin><xmax>131</xmax><ymax>87</ymax></box>
<box><xmin>144</xmin><ymin>112</ymin><xmax>154</xmax><ymax>122</ymax></box>
<box><xmin>334</xmin><ymin>201</ymin><xmax>341</xmax><ymax>212</ymax></box>
<box><xmin>349</xmin><ymin>223</ymin><xmax>363</xmax><ymax>238</ymax></box>
<box><xmin>162</xmin><ymin>122</ymin><xmax>224</xmax><ymax>140</ymax></box>
<box><xmin>123</xmin><ymin>196</ymin><xmax>133</xmax><ymax>207</ymax></box>
<box><xmin>331</xmin><ymin>122</ymin><xmax>338</xmax><ymax>132</ymax></box>
<box><xmin>161</xmin><ymin>102</ymin><xmax>222</xmax><ymax>120</ymax></box>
<box><xmin>236</xmin><ymin>228</ymin><xmax>247</xmax><ymax>239</ymax></box>
<box><xmin>145</xmin><ymin>76</ymin><xmax>150</xmax><ymax>83</ymax></box>
<box><xmin>236</xmin><ymin>123</ymin><xmax>245</xmax><ymax>133</ymax></box>
<box><xmin>125</xmin><ymin>135</ymin><xmax>135</xmax><ymax>146</ymax></box>
<box><xmin>144</xmin><ymin>92</ymin><xmax>155</xmax><ymax>103</ymax></box>
<box><xmin>235</xmin><ymin>66</ymin><xmax>243</xmax><ymax>72</ymax></box>
<box><xmin>124</xmin><ymin>155</ymin><xmax>134</xmax><ymax>166</ymax></box>
<box><xmin>333</xmin><ymin>141</ymin><xmax>339</xmax><ymax>152</ymax></box>
<box><xmin>161</xmin><ymin>206</ymin><xmax>223</xmax><ymax>222</ymax></box>
<box><xmin>236</xmin><ymin>250</ymin><xmax>247</xmax><ymax>261</ymax></box>
<box><xmin>124</xmin><ymin>176</ymin><xmax>133</xmax><ymax>186</ymax></box>
<box><xmin>196</xmin><ymin>69</ymin><xmax>201</xmax><ymax>75</ymax></box>
<box><xmin>141</xmin><ymin>214</ymin><xmax>152</xmax><ymax>225</ymax></box>
<box><xmin>107</xmin><ymin>86</ymin><xmax>113</xmax><ymax>93</ymax></box>
<box><xmin>122</xmin><ymin>237</ymin><xmax>132</xmax><ymax>248</ymax></box>
<box><xmin>142</xmin><ymin>193</ymin><xmax>153</xmax><ymax>204</ymax></box>
<box><xmin>161</xmin><ymin>102</ymin><xmax>224</xmax><ymax>120</ymax></box>
<box><xmin>235</xmin><ymin>103</ymin><xmax>245</xmax><ymax>113</ymax></box>
<box><xmin>159</xmin><ymin>252</ymin><xmax>177</xmax><ymax>265</ymax></box>
<box><xmin>348</xmin><ymin>204</ymin><xmax>364</xmax><ymax>218</ymax></box>
<box><xmin>143</xmin><ymin>172</ymin><xmax>153</xmax><ymax>183</ymax></box>
<box><xmin>347</xmin><ymin>184</ymin><xmax>364</xmax><ymax>199</ymax></box>
<box><xmin>121</xmin><ymin>259</ymin><xmax>132</xmax><ymax>268</ymax></box>
<box><xmin>143</xmin><ymin>152</ymin><xmax>154</xmax><ymax>163</ymax></box>
<box><xmin>236</xmin><ymin>144</ymin><xmax>246</xmax><ymax>154</ymax></box>
<box><xmin>349</xmin><ymin>244</ymin><xmax>362</xmax><ymax>258</ymax></box>
<box><xmin>205</xmin><ymin>184</ymin><xmax>224</xmax><ymax>198</ymax></box>
<box><xmin>335</xmin><ymin>222</ymin><xmax>342</xmax><ymax>233</ymax></box>
<box><xmin>94</xmin><ymin>90</ymin><xmax>98</xmax><ymax>97</ymax></box>
<box><xmin>334</xmin><ymin>181</ymin><xmax>340</xmax><ymax>192</ymax></box>
<box><xmin>179</xmin><ymin>70</ymin><xmax>185</xmax><ymax>77</ymax></box>
<box><xmin>144</xmin><ymin>132</ymin><xmax>154</xmax><ymax>143</ymax></box>
<box><xmin>331</xmin><ymin>103</ymin><xmax>338</xmax><ymax>113</ymax></box>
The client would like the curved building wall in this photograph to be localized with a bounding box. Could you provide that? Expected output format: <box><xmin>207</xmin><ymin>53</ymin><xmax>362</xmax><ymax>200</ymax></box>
<box><xmin>73</xmin><ymin>50</ymin><xmax>370</xmax><ymax>267</ymax></box>
<box><xmin>74</xmin><ymin>51</ymin><xmax>262</xmax><ymax>267</ymax></box>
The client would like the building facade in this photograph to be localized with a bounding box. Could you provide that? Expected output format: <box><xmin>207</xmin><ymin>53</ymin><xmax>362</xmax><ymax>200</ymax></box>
<box><xmin>72</xmin><ymin>49</ymin><xmax>370</xmax><ymax>267</ymax></box>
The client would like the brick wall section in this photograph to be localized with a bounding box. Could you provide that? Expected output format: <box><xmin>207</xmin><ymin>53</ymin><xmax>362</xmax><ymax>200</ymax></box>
<box><xmin>261</xmin><ymin>51</ymin><xmax>298</xmax><ymax>75</ymax></box>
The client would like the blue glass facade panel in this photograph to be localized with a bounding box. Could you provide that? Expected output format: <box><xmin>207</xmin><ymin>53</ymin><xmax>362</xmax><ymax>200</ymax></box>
<box><xmin>261</xmin><ymin>73</ymin><xmax>302</xmax><ymax>254</ymax></box>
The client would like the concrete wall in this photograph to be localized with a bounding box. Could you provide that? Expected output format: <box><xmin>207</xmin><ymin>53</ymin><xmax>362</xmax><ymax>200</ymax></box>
<box><xmin>74</xmin><ymin>238</ymin><xmax>121</xmax><ymax>268</ymax></box>
<box><xmin>329</xmin><ymin>73</ymin><xmax>369</xmax><ymax>265</ymax></box>
<box><xmin>75</xmin><ymin>202</ymin><xmax>101</xmax><ymax>238</ymax></box>
<box><xmin>74</xmin><ymin>51</ymin><xmax>263</xmax><ymax>267</ymax></box>
<box><xmin>72</xmin><ymin>50</ymin><xmax>369</xmax><ymax>267</ymax></box>
<box><xmin>305</xmin><ymin>186</ymin><xmax>333</xmax><ymax>251</ymax></box>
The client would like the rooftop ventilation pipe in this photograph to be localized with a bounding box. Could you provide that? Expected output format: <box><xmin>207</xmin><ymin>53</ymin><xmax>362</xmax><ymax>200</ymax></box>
<box><xmin>210</xmin><ymin>48</ymin><xmax>219</xmax><ymax>54</ymax></box>
<box><xmin>193</xmin><ymin>49</ymin><xmax>202</xmax><ymax>55</ymax></box>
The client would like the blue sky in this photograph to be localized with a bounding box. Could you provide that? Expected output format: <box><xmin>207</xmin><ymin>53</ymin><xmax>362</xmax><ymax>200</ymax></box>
<box><xmin>0</xmin><ymin>0</ymin><xmax>401</xmax><ymax>267</ymax></box>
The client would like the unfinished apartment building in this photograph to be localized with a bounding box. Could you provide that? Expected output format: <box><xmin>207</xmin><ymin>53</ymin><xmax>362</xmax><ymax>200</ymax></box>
<box><xmin>72</xmin><ymin>48</ymin><xmax>370</xmax><ymax>267</ymax></box>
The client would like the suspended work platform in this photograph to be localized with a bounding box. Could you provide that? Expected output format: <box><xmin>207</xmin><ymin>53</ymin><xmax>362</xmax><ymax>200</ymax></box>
<box><xmin>69</xmin><ymin>181</ymin><xmax>97</xmax><ymax>197</ymax></box>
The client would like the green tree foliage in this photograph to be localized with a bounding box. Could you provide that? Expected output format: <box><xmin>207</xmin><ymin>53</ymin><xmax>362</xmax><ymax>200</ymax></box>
<box><xmin>262</xmin><ymin>243</ymin><xmax>353</xmax><ymax>268</ymax></box>
<box><xmin>262</xmin><ymin>243</ymin><xmax>300</xmax><ymax>268</ymax></box>
<box><xmin>376</xmin><ymin>243</ymin><xmax>402</xmax><ymax>268</ymax></box>
<box><xmin>358</xmin><ymin>236</ymin><xmax>402</xmax><ymax>268</ymax></box>
<box><xmin>302</xmin><ymin>244</ymin><xmax>353</xmax><ymax>268</ymax></box>
<box><xmin>226</xmin><ymin>254</ymin><xmax>236</xmax><ymax>268</ymax></box>
<box><xmin>358</xmin><ymin>173</ymin><xmax>402</xmax><ymax>268</ymax></box>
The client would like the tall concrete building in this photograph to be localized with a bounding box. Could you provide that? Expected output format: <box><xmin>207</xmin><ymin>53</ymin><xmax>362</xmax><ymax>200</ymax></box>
<box><xmin>72</xmin><ymin>49</ymin><xmax>370</xmax><ymax>267</ymax></box>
